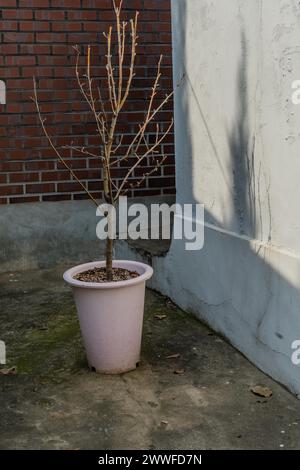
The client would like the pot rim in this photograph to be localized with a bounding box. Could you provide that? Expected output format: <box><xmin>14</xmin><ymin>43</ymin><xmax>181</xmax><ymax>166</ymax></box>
<box><xmin>63</xmin><ymin>259</ymin><xmax>153</xmax><ymax>290</ymax></box>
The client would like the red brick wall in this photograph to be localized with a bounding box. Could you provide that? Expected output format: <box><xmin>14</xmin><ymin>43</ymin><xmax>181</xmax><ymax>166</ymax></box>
<box><xmin>0</xmin><ymin>0</ymin><xmax>175</xmax><ymax>204</ymax></box>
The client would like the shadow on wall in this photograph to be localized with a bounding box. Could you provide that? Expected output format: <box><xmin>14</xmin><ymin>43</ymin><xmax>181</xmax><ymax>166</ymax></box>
<box><xmin>228</xmin><ymin>30</ymin><xmax>256</xmax><ymax>238</ymax></box>
<box><xmin>171</xmin><ymin>0</ymin><xmax>300</xmax><ymax>393</ymax></box>
<box><xmin>177</xmin><ymin>4</ymin><xmax>257</xmax><ymax>233</ymax></box>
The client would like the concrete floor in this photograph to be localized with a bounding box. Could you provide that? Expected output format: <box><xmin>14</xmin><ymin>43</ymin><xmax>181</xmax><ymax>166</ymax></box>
<box><xmin>1</xmin><ymin>266</ymin><xmax>300</xmax><ymax>450</ymax></box>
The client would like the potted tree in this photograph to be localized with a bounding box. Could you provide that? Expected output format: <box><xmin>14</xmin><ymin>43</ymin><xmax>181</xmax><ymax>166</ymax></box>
<box><xmin>33</xmin><ymin>0</ymin><xmax>174</xmax><ymax>374</ymax></box>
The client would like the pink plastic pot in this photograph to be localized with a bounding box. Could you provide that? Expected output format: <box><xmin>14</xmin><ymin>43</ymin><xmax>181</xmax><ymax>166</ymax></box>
<box><xmin>63</xmin><ymin>260</ymin><xmax>153</xmax><ymax>374</ymax></box>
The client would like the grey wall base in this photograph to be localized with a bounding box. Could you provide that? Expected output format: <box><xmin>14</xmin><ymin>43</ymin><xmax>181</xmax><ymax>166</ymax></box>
<box><xmin>0</xmin><ymin>196</ymin><xmax>175</xmax><ymax>273</ymax></box>
<box><xmin>0</xmin><ymin>201</ymin><xmax>105</xmax><ymax>273</ymax></box>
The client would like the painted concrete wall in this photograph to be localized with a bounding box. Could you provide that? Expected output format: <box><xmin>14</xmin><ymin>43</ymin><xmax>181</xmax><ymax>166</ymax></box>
<box><xmin>154</xmin><ymin>0</ymin><xmax>300</xmax><ymax>394</ymax></box>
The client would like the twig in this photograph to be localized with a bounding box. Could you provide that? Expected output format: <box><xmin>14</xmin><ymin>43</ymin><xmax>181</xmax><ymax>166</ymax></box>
<box><xmin>32</xmin><ymin>78</ymin><xmax>99</xmax><ymax>207</ymax></box>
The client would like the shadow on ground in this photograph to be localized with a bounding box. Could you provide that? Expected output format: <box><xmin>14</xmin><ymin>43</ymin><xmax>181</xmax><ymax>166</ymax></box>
<box><xmin>1</xmin><ymin>266</ymin><xmax>300</xmax><ymax>450</ymax></box>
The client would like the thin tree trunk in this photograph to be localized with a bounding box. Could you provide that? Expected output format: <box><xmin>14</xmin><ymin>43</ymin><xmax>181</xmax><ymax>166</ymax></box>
<box><xmin>106</xmin><ymin>237</ymin><xmax>114</xmax><ymax>281</ymax></box>
<box><xmin>103</xmin><ymin>162</ymin><xmax>114</xmax><ymax>282</ymax></box>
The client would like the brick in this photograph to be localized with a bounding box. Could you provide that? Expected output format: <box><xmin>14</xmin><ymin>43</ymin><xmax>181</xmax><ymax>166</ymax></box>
<box><xmin>68</xmin><ymin>11</ymin><xmax>97</xmax><ymax>21</ymax></box>
<box><xmin>98</xmin><ymin>11</ymin><xmax>115</xmax><ymax>21</ymax></box>
<box><xmin>3</xmin><ymin>10</ymin><xmax>33</xmax><ymax>20</ymax></box>
<box><xmin>133</xmin><ymin>189</ymin><xmax>161</xmax><ymax>197</ymax></box>
<box><xmin>81</xmin><ymin>0</ymin><xmax>111</xmax><ymax>7</ymax></box>
<box><xmin>9</xmin><ymin>172</ymin><xmax>39</xmax><ymax>183</ymax></box>
<box><xmin>3</xmin><ymin>32</ymin><xmax>34</xmax><ymax>42</ymax></box>
<box><xmin>57</xmin><ymin>182</ymin><xmax>83</xmax><ymax>192</ymax></box>
<box><xmin>57</xmin><ymin>160</ymin><xmax>86</xmax><ymax>170</ymax></box>
<box><xmin>20</xmin><ymin>44</ymin><xmax>50</xmax><ymax>54</ymax></box>
<box><xmin>122</xmin><ymin>0</ymin><xmax>143</xmax><ymax>8</ymax></box>
<box><xmin>149</xmin><ymin>176</ymin><xmax>175</xmax><ymax>188</ymax></box>
<box><xmin>1</xmin><ymin>68</ymin><xmax>19</xmax><ymax>78</ymax></box>
<box><xmin>0</xmin><ymin>162</ymin><xmax>23</xmax><ymax>172</ymax></box>
<box><xmin>19</xmin><ymin>0</ymin><xmax>49</xmax><ymax>6</ymax></box>
<box><xmin>22</xmin><ymin>66</ymin><xmax>53</xmax><ymax>77</ymax></box>
<box><xmin>20</xmin><ymin>21</ymin><xmax>50</xmax><ymax>31</ymax></box>
<box><xmin>159</xmin><ymin>11</ymin><xmax>171</xmax><ymax>21</ymax></box>
<box><xmin>76</xmin><ymin>170</ymin><xmax>101</xmax><ymax>180</ymax></box>
<box><xmin>73</xmin><ymin>193</ymin><xmax>94</xmax><ymax>201</ymax></box>
<box><xmin>160</xmin><ymin>33</ymin><xmax>172</xmax><ymax>43</ymax></box>
<box><xmin>42</xmin><ymin>194</ymin><xmax>71</xmax><ymax>201</ymax></box>
<box><xmin>1</xmin><ymin>0</ymin><xmax>17</xmax><ymax>6</ymax></box>
<box><xmin>35</xmin><ymin>11</ymin><xmax>65</xmax><ymax>20</ymax></box>
<box><xmin>146</xmin><ymin>0</ymin><xmax>170</xmax><ymax>9</ymax></box>
<box><xmin>6</xmin><ymin>103</ymin><xmax>23</xmax><ymax>113</ymax></box>
<box><xmin>163</xmin><ymin>187</ymin><xmax>175</xmax><ymax>195</ymax></box>
<box><xmin>10</xmin><ymin>196</ymin><xmax>40</xmax><ymax>203</ymax></box>
<box><xmin>25</xmin><ymin>161</ymin><xmax>54</xmax><ymax>171</ymax></box>
<box><xmin>26</xmin><ymin>183</ymin><xmax>55</xmax><ymax>194</ymax></box>
<box><xmin>88</xmin><ymin>181</ymin><xmax>103</xmax><ymax>191</ymax></box>
<box><xmin>51</xmin><ymin>0</ymin><xmax>80</xmax><ymax>6</ymax></box>
<box><xmin>41</xmin><ymin>171</ymin><xmax>69</xmax><ymax>182</ymax></box>
<box><xmin>67</xmin><ymin>33</ymin><xmax>98</xmax><ymax>43</ymax></box>
<box><xmin>36</xmin><ymin>33</ymin><xmax>66</xmax><ymax>43</ymax></box>
<box><xmin>163</xmin><ymin>165</ymin><xmax>175</xmax><ymax>175</ymax></box>
<box><xmin>0</xmin><ymin>44</ymin><xmax>18</xmax><ymax>54</ymax></box>
<box><xmin>38</xmin><ymin>56</ymin><xmax>67</xmax><ymax>66</ymax></box>
<box><xmin>52</xmin><ymin>22</ymin><xmax>83</xmax><ymax>32</ymax></box>
<box><xmin>51</xmin><ymin>45</ymin><xmax>70</xmax><ymax>55</ymax></box>
<box><xmin>0</xmin><ymin>185</ymin><xmax>23</xmax><ymax>196</ymax></box>
<box><xmin>6</xmin><ymin>56</ymin><xmax>36</xmax><ymax>66</ymax></box>
<box><xmin>83</xmin><ymin>23</ymin><xmax>101</xmax><ymax>32</ymax></box>
<box><xmin>0</xmin><ymin>21</ymin><xmax>18</xmax><ymax>30</ymax></box>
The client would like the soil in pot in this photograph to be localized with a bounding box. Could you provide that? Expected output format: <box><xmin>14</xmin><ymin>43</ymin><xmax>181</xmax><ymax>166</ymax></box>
<box><xmin>73</xmin><ymin>267</ymin><xmax>139</xmax><ymax>283</ymax></box>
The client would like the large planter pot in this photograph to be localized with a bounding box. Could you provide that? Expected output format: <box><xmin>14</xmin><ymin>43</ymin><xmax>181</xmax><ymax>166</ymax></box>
<box><xmin>63</xmin><ymin>260</ymin><xmax>153</xmax><ymax>374</ymax></box>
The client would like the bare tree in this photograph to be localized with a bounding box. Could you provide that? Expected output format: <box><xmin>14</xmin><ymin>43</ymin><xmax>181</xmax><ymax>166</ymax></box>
<box><xmin>33</xmin><ymin>0</ymin><xmax>174</xmax><ymax>281</ymax></box>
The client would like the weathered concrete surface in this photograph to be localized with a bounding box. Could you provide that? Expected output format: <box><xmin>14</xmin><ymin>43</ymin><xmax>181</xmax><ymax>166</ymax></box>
<box><xmin>1</xmin><ymin>266</ymin><xmax>300</xmax><ymax>450</ymax></box>
<box><xmin>166</xmin><ymin>0</ymin><xmax>300</xmax><ymax>395</ymax></box>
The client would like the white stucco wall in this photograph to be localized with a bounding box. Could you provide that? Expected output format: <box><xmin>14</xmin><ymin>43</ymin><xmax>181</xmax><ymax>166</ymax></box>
<box><xmin>155</xmin><ymin>0</ymin><xmax>300</xmax><ymax>394</ymax></box>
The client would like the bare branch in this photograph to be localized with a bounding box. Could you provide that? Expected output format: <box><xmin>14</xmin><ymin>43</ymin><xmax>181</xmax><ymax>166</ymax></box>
<box><xmin>32</xmin><ymin>77</ymin><xmax>99</xmax><ymax>207</ymax></box>
<box><xmin>120</xmin><ymin>155</ymin><xmax>167</xmax><ymax>197</ymax></box>
<box><xmin>114</xmin><ymin>119</ymin><xmax>174</xmax><ymax>201</ymax></box>
<box><xmin>110</xmin><ymin>134</ymin><xmax>124</xmax><ymax>155</ymax></box>
<box><xmin>106</xmin><ymin>27</ymin><xmax>117</xmax><ymax>113</ymax></box>
<box><xmin>62</xmin><ymin>145</ymin><xmax>105</xmax><ymax>160</ymax></box>
<box><xmin>110</xmin><ymin>87</ymin><xmax>174</xmax><ymax>167</ymax></box>
<box><xmin>119</xmin><ymin>12</ymin><xmax>138</xmax><ymax>110</ymax></box>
